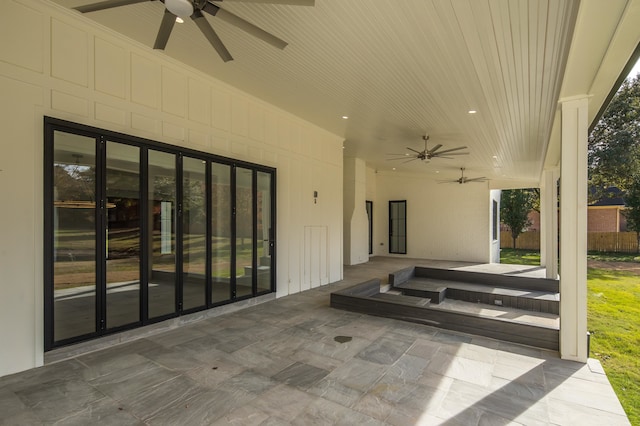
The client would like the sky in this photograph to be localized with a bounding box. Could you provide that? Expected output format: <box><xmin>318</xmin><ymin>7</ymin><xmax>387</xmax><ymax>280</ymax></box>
<box><xmin>629</xmin><ymin>58</ymin><xmax>640</xmax><ymax>78</ymax></box>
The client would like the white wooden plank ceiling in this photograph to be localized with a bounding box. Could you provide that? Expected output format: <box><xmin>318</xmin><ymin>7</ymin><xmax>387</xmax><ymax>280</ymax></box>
<box><xmin>51</xmin><ymin>0</ymin><xmax>639</xmax><ymax>184</ymax></box>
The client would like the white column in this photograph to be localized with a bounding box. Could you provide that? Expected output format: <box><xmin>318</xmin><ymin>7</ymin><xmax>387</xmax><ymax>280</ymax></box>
<box><xmin>560</xmin><ymin>96</ymin><xmax>589</xmax><ymax>362</ymax></box>
<box><xmin>540</xmin><ymin>169</ymin><xmax>559</xmax><ymax>279</ymax></box>
<box><xmin>343</xmin><ymin>157</ymin><xmax>369</xmax><ymax>265</ymax></box>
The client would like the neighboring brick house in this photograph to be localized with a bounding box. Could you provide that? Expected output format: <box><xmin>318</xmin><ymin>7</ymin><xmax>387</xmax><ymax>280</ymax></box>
<box><xmin>588</xmin><ymin>188</ymin><xmax>627</xmax><ymax>232</ymax></box>
<box><xmin>501</xmin><ymin>187</ymin><xmax>627</xmax><ymax>233</ymax></box>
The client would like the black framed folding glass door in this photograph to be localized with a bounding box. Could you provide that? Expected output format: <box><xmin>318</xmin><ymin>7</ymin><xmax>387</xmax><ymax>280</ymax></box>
<box><xmin>48</xmin><ymin>131</ymin><xmax>100</xmax><ymax>343</ymax></box>
<box><xmin>256</xmin><ymin>171</ymin><xmax>274</xmax><ymax>293</ymax></box>
<box><xmin>105</xmin><ymin>141</ymin><xmax>141</xmax><ymax>330</ymax></box>
<box><xmin>45</xmin><ymin>118</ymin><xmax>276</xmax><ymax>350</ymax></box>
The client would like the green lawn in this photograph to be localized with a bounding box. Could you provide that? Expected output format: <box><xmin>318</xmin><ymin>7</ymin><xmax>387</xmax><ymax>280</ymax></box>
<box><xmin>501</xmin><ymin>248</ymin><xmax>640</xmax><ymax>425</ymax></box>
<box><xmin>499</xmin><ymin>248</ymin><xmax>542</xmax><ymax>266</ymax></box>
<box><xmin>588</xmin><ymin>268</ymin><xmax>640</xmax><ymax>424</ymax></box>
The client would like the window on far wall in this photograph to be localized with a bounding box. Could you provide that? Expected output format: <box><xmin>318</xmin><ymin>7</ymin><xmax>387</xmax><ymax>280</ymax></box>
<box><xmin>389</xmin><ymin>200</ymin><xmax>407</xmax><ymax>254</ymax></box>
<box><xmin>492</xmin><ymin>199</ymin><xmax>498</xmax><ymax>241</ymax></box>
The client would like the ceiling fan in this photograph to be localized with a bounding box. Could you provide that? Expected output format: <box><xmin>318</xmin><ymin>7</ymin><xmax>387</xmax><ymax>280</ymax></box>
<box><xmin>437</xmin><ymin>168</ymin><xmax>487</xmax><ymax>184</ymax></box>
<box><xmin>386</xmin><ymin>135</ymin><xmax>469</xmax><ymax>164</ymax></box>
<box><xmin>73</xmin><ymin>0</ymin><xmax>314</xmax><ymax>62</ymax></box>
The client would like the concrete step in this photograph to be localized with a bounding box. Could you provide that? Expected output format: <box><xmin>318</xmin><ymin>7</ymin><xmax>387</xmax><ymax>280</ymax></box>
<box><xmin>371</xmin><ymin>292</ymin><xmax>431</xmax><ymax>307</ymax></box>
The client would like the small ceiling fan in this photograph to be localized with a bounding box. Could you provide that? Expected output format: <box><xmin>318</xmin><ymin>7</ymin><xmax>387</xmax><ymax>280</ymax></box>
<box><xmin>437</xmin><ymin>168</ymin><xmax>487</xmax><ymax>184</ymax></box>
<box><xmin>73</xmin><ymin>0</ymin><xmax>314</xmax><ymax>62</ymax></box>
<box><xmin>386</xmin><ymin>135</ymin><xmax>469</xmax><ymax>164</ymax></box>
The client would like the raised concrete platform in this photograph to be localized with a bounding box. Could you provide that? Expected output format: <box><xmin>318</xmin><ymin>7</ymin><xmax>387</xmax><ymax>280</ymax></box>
<box><xmin>390</xmin><ymin>266</ymin><xmax>559</xmax><ymax>314</ymax></box>
<box><xmin>330</xmin><ymin>276</ymin><xmax>560</xmax><ymax>351</ymax></box>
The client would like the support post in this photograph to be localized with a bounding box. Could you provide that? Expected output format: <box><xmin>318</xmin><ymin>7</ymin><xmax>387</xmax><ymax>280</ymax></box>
<box><xmin>540</xmin><ymin>169</ymin><xmax>559</xmax><ymax>279</ymax></box>
<box><xmin>560</xmin><ymin>96</ymin><xmax>589</xmax><ymax>362</ymax></box>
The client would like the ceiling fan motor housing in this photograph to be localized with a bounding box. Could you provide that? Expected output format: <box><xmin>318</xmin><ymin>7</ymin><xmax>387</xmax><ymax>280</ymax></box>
<box><xmin>165</xmin><ymin>0</ymin><xmax>194</xmax><ymax>18</ymax></box>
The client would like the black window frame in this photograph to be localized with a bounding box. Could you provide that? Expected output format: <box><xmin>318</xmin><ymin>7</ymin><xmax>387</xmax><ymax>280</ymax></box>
<box><xmin>43</xmin><ymin>117</ymin><xmax>276</xmax><ymax>351</ymax></box>
<box><xmin>388</xmin><ymin>200</ymin><xmax>407</xmax><ymax>255</ymax></box>
<box><xmin>492</xmin><ymin>199</ymin><xmax>499</xmax><ymax>241</ymax></box>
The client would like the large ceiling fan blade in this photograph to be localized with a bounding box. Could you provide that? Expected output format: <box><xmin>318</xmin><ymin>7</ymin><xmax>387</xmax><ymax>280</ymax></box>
<box><xmin>466</xmin><ymin>177</ymin><xmax>487</xmax><ymax>182</ymax></box>
<box><xmin>74</xmin><ymin>0</ymin><xmax>151</xmax><ymax>13</ymax></box>
<box><xmin>215</xmin><ymin>0</ymin><xmax>315</xmax><ymax>5</ymax></box>
<box><xmin>192</xmin><ymin>10</ymin><xmax>233</xmax><ymax>62</ymax></box>
<box><xmin>205</xmin><ymin>7</ymin><xmax>288</xmax><ymax>49</ymax></box>
<box><xmin>153</xmin><ymin>9</ymin><xmax>177</xmax><ymax>49</ymax></box>
<box><xmin>433</xmin><ymin>152</ymin><xmax>469</xmax><ymax>158</ymax></box>
<box><xmin>406</xmin><ymin>147</ymin><xmax>423</xmax><ymax>155</ymax></box>
<box><xmin>428</xmin><ymin>144</ymin><xmax>443</xmax><ymax>154</ymax></box>
<box><xmin>434</xmin><ymin>146</ymin><xmax>468</xmax><ymax>155</ymax></box>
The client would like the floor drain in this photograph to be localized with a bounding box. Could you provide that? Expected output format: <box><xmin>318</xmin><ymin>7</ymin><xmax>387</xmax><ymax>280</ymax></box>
<box><xmin>334</xmin><ymin>335</ymin><xmax>352</xmax><ymax>343</ymax></box>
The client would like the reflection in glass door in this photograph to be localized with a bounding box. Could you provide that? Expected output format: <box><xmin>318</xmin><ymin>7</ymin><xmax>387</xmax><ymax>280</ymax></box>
<box><xmin>106</xmin><ymin>142</ymin><xmax>141</xmax><ymax>329</ymax></box>
<box><xmin>182</xmin><ymin>157</ymin><xmax>207</xmax><ymax>311</ymax></box>
<box><xmin>235</xmin><ymin>167</ymin><xmax>254</xmax><ymax>298</ymax></box>
<box><xmin>257</xmin><ymin>171</ymin><xmax>273</xmax><ymax>292</ymax></box>
<box><xmin>51</xmin><ymin>131</ymin><xmax>97</xmax><ymax>342</ymax></box>
<box><xmin>211</xmin><ymin>163</ymin><xmax>232</xmax><ymax>304</ymax></box>
<box><xmin>148</xmin><ymin>150</ymin><xmax>177</xmax><ymax>318</ymax></box>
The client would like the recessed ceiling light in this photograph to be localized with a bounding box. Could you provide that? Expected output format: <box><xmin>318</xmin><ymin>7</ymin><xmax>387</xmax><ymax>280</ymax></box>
<box><xmin>341</xmin><ymin>115</ymin><xmax>349</xmax><ymax>120</ymax></box>
<box><xmin>175</xmin><ymin>17</ymin><xmax>184</xmax><ymax>24</ymax></box>
<box><xmin>392</xmin><ymin>168</ymin><xmax>396</xmax><ymax>171</ymax></box>
<box><xmin>342</xmin><ymin>146</ymin><xmax>345</xmax><ymax>149</ymax></box>
<box><xmin>492</xmin><ymin>155</ymin><xmax>498</xmax><ymax>159</ymax></box>
<box><xmin>435</xmin><ymin>170</ymin><xmax>439</xmax><ymax>173</ymax></box>
<box><xmin>468</xmin><ymin>110</ymin><xmax>477</xmax><ymax>114</ymax></box>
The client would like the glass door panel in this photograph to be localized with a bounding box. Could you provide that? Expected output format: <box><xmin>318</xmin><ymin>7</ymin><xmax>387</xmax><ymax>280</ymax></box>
<box><xmin>389</xmin><ymin>200</ymin><xmax>407</xmax><ymax>254</ymax></box>
<box><xmin>211</xmin><ymin>163</ymin><xmax>232</xmax><ymax>304</ymax></box>
<box><xmin>148</xmin><ymin>150</ymin><xmax>177</xmax><ymax>318</ymax></box>
<box><xmin>105</xmin><ymin>142</ymin><xmax>140</xmax><ymax>329</ymax></box>
<box><xmin>256</xmin><ymin>171</ymin><xmax>273</xmax><ymax>292</ymax></box>
<box><xmin>52</xmin><ymin>131</ymin><xmax>97</xmax><ymax>342</ymax></box>
<box><xmin>235</xmin><ymin>167</ymin><xmax>254</xmax><ymax>298</ymax></box>
<box><xmin>182</xmin><ymin>157</ymin><xmax>207</xmax><ymax>310</ymax></box>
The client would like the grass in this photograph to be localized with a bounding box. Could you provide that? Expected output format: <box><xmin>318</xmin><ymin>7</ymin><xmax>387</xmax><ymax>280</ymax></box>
<box><xmin>499</xmin><ymin>248</ymin><xmax>541</xmax><ymax>265</ymax></box>
<box><xmin>501</xmin><ymin>248</ymin><xmax>640</xmax><ymax>425</ymax></box>
<box><xmin>587</xmin><ymin>268</ymin><xmax>640</xmax><ymax>425</ymax></box>
<box><xmin>587</xmin><ymin>251</ymin><xmax>640</xmax><ymax>263</ymax></box>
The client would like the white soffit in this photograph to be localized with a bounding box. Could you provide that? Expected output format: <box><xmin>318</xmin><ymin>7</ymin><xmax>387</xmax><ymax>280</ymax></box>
<box><xmin>50</xmin><ymin>0</ymin><xmax>637</xmax><ymax>184</ymax></box>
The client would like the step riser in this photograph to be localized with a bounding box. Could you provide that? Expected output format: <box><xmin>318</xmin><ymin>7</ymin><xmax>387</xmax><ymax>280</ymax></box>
<box><xmin>331</xmin><ymin>291</ymin><xmax>559</xmax><ymax>351</ymax></box>
<box><xmin>446</xmin><ymin>288</ymin><xmax>559</xmax><ymax>314</ymax></box>
<box><xmin>330</xmin><ymin>278</ymin><xmax>559</xmax><ymax>351</ymax></box>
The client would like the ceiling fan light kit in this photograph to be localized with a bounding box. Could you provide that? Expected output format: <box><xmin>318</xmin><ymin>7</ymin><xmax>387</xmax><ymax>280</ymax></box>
<box><xmin>165</xmin><ymin>0</ymin><xmax>193</xmax><ymax>18</ymax></box>
<box><xmin>73</xmin><ymin>0</ymin><xmax>314</xmax><ymax>62</ymax></box>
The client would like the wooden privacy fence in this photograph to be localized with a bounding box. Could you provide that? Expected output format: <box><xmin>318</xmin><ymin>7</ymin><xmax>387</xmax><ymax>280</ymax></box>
<box><xmin>587</xmin><ymin>232</ymin><xmax>638</xmax><ymax>253</ymax></box>
<box><xmin>500</xmin><ymin>231</ymin><xmax>540</xmax><ymax>250</ymax></box>
<box><xmin>500</xmin><ymin>231</ymin><xmax>640</xmax><ymax>253</ymax></box>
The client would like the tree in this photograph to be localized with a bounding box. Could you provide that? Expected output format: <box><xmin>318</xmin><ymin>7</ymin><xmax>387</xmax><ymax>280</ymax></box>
<box><xmin>500</xmin><ymin>189</ymin><xmax>537</xmax><ymax>249</ymax></box>
<box><xmin>589</xmin><ymin>75</ymin><xmax>640</xmax><ymax>200</ymax></box>
<box><xmin>623</xmin><ymin>174</ymin><xmax>640</xmax><ymax>253</ymax></box>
